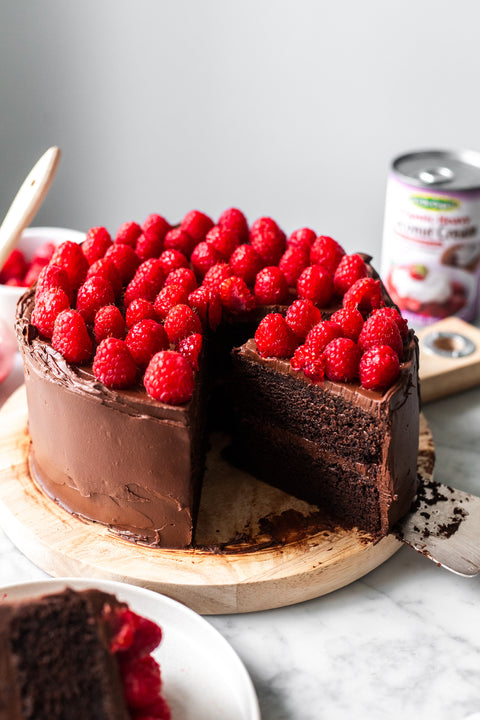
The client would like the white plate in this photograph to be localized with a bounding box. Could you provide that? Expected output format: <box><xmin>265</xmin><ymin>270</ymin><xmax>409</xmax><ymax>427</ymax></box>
<box><xmin>0</xmin><ymin>577</ymin><xmax>261</xmax><ymax>720</ymax></box>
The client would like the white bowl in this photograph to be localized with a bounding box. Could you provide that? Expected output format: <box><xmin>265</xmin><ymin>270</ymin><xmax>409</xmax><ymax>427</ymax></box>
<box><xmin>0</xmin><ymin>226</ymin><xmax>85</xmax><ymax>331</ymax></box>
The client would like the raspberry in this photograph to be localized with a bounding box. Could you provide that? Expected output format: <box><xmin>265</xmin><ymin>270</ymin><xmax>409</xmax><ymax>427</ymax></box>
<box><xmin>31</xmin><ymin>287</ymin><xmax>70</xmax><ymax>339</ymax></box>
<box><xmin>297</xmin><ymin>265</ymin><xmax>334</xmax><ymax>306</ymax></box>
<box><xmin>371</xmin><ymin>306</ymin><xmax>409</xmax><ymax>339</ymax></box>
<box><xmin>333</xmin><ymin>254</ymin><xmax>368</xmax><ymax>296</ymax></box>
<box><xmin>157</xmin><ymin>249</ymin><xmax>189</xmax><ymax>275</ymax></box>
<box><xmin>126</xmin><ymin>319</ymin><xmax>169</xmax><ymax>369</ymax></box>
<box><xmin>310</xmin><ymin>236</ymin><xmax>345</xmax><ymax>274</ymax></box>
<box><xmin>330</xmin><ymin>306</ymin><xmax>364</xmax><ymax>342</ymax></box>
<box><xmin>219</xmin><ymin>275</ymin><xmax>256</xmax><ymax>313</ymax></box>
<box><xmin>305</xmin><ymin>320</ymin><xmax>343</xmax><ymax>354</ymax></box>
<box><xmin>343</xmin><ymin>277</ymin><xmax>384</xmax><ymax>312</ymax></box>
<box><xmin>119</xmin><ymin>654</ymin><xmax>162</xmax><ymax>710</ymax></box>
<box><xmin>124</xmin><ymin>259</ymin><xmax>166</xmax><ymax>306</ymax></box>
<box><xmin>359</xmin><ymin>345</ymin><xmax>401</xmax><ymax>392</ymax></box>
<box><xmin>163</xmin><ymin>304</ymin><xmax>202</xmax><ymax>343</ymax></box>
<box><xmin>144</xmin><ymin>350</ymin><xmax>195</xmax><ymax>404</ymax></box>
<box><xmin>94</xmin><ymin>304</ymin><xmax>126</xmax><ymax>343</ymax></box>
<box><xmin>133</xmin><ymin>697</ymin><xmax>171</xmax><ymax>720</ymax></box>
<box><xmin>254</xmin><ymin>313</ymin><xmax>299</xmax><ymax>358</ymax></box>
<box><xmin>50</xmin><ymin>241</ymin><xmax>89</xmax><ymax>290</ymax></box>
<box><xmin>35</xmin><ymin>264</ymin><xmax>72</xmax><ymax>302</ymax></box>
<box><xmin>202</xmin><ymin>262</ymin><xmax>234</xmax><ymax>292</ymax></box>
<box><xmin>51</xmin><ymin>309</ymin><xmax>92</xmax><ymax>364</ymax></box>
<box><xmin>285</xmin><ymin>299</ymin><xmax>322</xmax><ymax>340</ymax></box>
<box><xmin>188</xmin><ymin>286</ymin><xmax>222</xmax><ymax>330</ymax></box>
<box><xmin>115</xmin><ymin>221</ymin><xmax>142</xmax><ymax>248</ymax></box>
<box><xmin>104</xmin><ymin>243</ymin><xmax>141</xmax><ymax>283</ymax></box>
<box><xmin>323</xmin><ymin>337</ymin><xmax>361</xmax><ymax>382</ymax></box>
<box><xmin>163</xmin><ymin>267</ymin><xmax>197</xmax><ymax>295</ymax></box>
<box><xmin>249</xmin><ymin>217</ymin><xmax>286</xmax><ymax>265</ymax></box>
<box><xmin>86</xmin><ymin>257</ymin><xmax>122</xmax><ymax>297</ymax></box>
<box><xmin>24</xmin><ymin>262</ymin><xmax>46</xmax><ymax>287</ymax></box>
<box><xmin>190</xmin><ymin>241</ymin><xmax>222</xmax><ymax>278</ymax></box>
<box><xmin>93</xmin><ymin>337</ymin><xmax>137</xmax><ymax>389</ymax></box>
<box><xmin>153</xmin><ymin>284</ymin><xmax>189</xmax><ymax>320</ymax></box>
<box><xmin>105</xmin><ymin>606</ymin><xmax>163</xmax><ymax>659</ymax></box>
<box><xmin>278</xmin><ymin>246</ymin><xmax>309</xmax><ymax>287</ymax></box>
<box><xmin>217</xmin><ymin>207</ymin><xmax>249</xmax><ymax>243</ymax></box>
<box><xmin>286</xmin><ymin>228</ymin><xmax>316</xmax><ymax>253</ymax></box>
<box><xmin>141</xmin><ymin>214</ymin><xmax>171</xmax><ymax>242</ymax></box>
<box><xmin>82</xmin><ymin>226</ymin><xmax>112</xmax><ymax>265</ymax></box>
<box><xmin>31</xmin><ymin>241</ymin><xmax>56</xmax><ymax>267</ymax></box>
<box><xmin>228</xmin><ymin>244</ymin><xmax>264</xmax><ymax>285</ymax></box>
<box><xmin>290</xmin><ymin>344</ymin><xmax>325</xmax><ymax>382</ymax></box>
<box><xmin>125</xmin><ymin>298</ymin><xmax>158</xmax><ymax>328</ymax></box>
<box><xmin>163</xmin><ymin>228</ymin><xmax>196</xmax><ymax>259</ymax></box>
<box><xmin>0</xmin><ymin>249</ymin><xmax>27</xmax><ymax>283</ymax></box>
<box><xmin>254</xmin><ymin>266</ymin><xmax>289</xmax><ymax>305</ymax></box>
<box><xmin>205</xmin><ymin>225</ymin><xmax>240</xmax><ymax>260</ymax></box>
<box><xmin>180</xmin><ymin>210</ymin><xmax>214</xmax><ymax>243</ymax></box>
<box><xmin>76</xmin><ymin>276</ymin><xmax>115</xmax><ymax>324</ymax></box>
<box><xmin>358</xmin><ymin>314</ymin><xmax>403</xmax><ymax>359</ymax></box>
<box><xmin>135</xmin><ymin>232</ymin><xmax>164</xmax><ymax>262</ymax></box>
<box><xmin>176</xmin><ymin>333</ymin><xmax>203</xmax><ymax>370</ymax></box>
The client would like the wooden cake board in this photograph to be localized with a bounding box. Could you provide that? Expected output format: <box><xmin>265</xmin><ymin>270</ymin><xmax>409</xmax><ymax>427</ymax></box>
<box><xmin>0</xmin><ymin>386</ymin><xmax>433</xmax><ymax>615</ymax></box>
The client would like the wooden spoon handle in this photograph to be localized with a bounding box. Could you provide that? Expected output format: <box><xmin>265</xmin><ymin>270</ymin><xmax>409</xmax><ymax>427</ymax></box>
<box><xmin>0</xmin><ymin>147</ymin><xmax>61</xmax><ymax>269</ymax></box>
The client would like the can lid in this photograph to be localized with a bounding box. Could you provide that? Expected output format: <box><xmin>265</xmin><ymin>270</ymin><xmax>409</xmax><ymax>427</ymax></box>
<box><xmin>393</xmin><ymin>149</ymin><xmax>480</xmax><ymax>191</ymax></box>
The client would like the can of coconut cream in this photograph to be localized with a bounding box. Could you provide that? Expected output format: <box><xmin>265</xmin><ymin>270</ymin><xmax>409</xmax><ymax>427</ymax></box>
<box><xmin>381</xmin><ymin>149</ymin><xmax>480</xmax><ymax>327</ymax></box>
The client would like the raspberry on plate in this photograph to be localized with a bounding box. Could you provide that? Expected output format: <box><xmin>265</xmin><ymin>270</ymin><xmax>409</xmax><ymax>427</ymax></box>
<box><xmin>309</xmin><ymin>235</ymin><xmax>345</xmax><ymax>273</ymax></box>
<box><xmin>297</xmin><ymin>265</ymin><xmax>334</xmax><ymax>306</ymax></box>
<box><xmin>124</xmin><ymin>259</ymin><xmax>167</xmax><ymax>306</ymax></box>
<box><xmin>82</xmin><ymin>226</ymin><xmax>112</xmax><ymax>265</ymax></box>
<box><xmin>163</xmin><ymin>304</ymin><xmax>202</xmax><ymax>344</ymax></box>
<box><xmin>50</xmin><ymin>241</ymin><xmax>89</xmax><ymax>290</ymax></box>
<box><xmin>51</xmin><ymin>309</ymin><xmax>93</xmax><ymax>364</ymax></box>
<box><xmin>228</xmin><ymin>244</ymin><xmax>264</xmax><ymax>285</ymax></box>
<box><xmin>31</xmin><ymin>287</ymin><xmax>70</xmax><ymax>339</ymax></box>
<box><xmin>359</xmin><ymin>345</ymin><xmax>401</xmax><ymax>391</ymax></box>
<box><xmin>94</xmin><ymin>304</ymin><xmax>126</xmax><ymax>343</ymax></box>
<box><xmin>144</xmin><ymin>350</ymin><xmax>195</xmax><ymax>404</ymax></box>
<box><xmin>249</xmin><ymin>217</ymin><xmax>286</xmax><ymax>265</ymax></box>
<box><xmin>180</xmin><ymin>210</ymin><xmax>214</xmax><ymax>243</ymax></box>
<box><xmin>285</xmin><ymin>299</ymin><xmax>323</xmax><ymax>340</ymax></box>
<box><xmin>126</xmin><ymin>319</ymin><xmax>169</xmax><ymax>369</ymax></box>
<box><xmin>254</xmin><ymin>266</ymin><xmax>289</xmax><ymax>305</ymax></box>
<box><xmin>254</xmin><ymin>313</ymin><xmax>299</xmax><ymax>358</ymax></box>
<box><xmin>323</xmin><ymin>337</ymin><xmax>361</xmax><ymax>382</ymax></box>
<box><xmin>76</xmin><ymin>276</ymin><xmax>115</xmax><ymax>324</ymax></box>
<box><xmin>358</xmin><ymin>314</ymin><xmax>403</xmax><ymax>360</ymax></box>
<box><xmin>93</xmin><ymin>337</ymin><xmax>137</xmax><ymax>389</ymax></box>
<box><xmin>333</xmin><ymin>254</ymin><xmax>368</xmax><ymax>296</ymax></box>
<box><xmin>114</xmin><ymin>220</ymin><xmax>143</xmax><ymax>248</ymax></box>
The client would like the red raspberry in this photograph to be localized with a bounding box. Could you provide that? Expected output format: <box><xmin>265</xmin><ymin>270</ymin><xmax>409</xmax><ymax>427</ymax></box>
<box><xmin>115</xmin><ymin>221</ymin><xmax>142</xmax><ymax>247</ymax></box>
<box><xmin>133</xmin><ymin>697</ymin><xmax>171</xmax><ymax>720</ymax></box>
<box><xmin>202</xmin><ymin>262</ymin><xmax>234</xmax><ymax>292</ymax></box>
<box><xmin>358</xmin><ymin>314</ymin><xmax>403</xmax><ymax>359</ymax></box>
<box><xmin>310</xmin><ymin>236</ymin><xmax>345</xmax><ymax>274</ymax></box>
<box><xmin>104</xmin><ymin>243</ymin><xmax>140</xmax><ymax>283</ymax></box>
<box><xmin>286</xmin><ymin>228</ymin><xmax>316</xmax><ymax>253</ymax></box>
<box><xmin>126</xmin><ymin>319</ymin><xmax>169</xmax><ymax>369</ymax></box>
<box><xmin>176</xmin><ymin>332</ymin><xmax>203</xmax><ymax>370</ymax></box>
<box><xmin>285</xmin><ymin>299</ymin><xmax>323</xmax><ymax>340</ymax></box>
<box><xmin>50</xmin><ymin>241</ymin><xmax>89</xmax><ymax>290</ymax></box>
<box><xmin>144</xmin><ymin>350</ymin><xmax>195</xmax><ymax>404</ymax></box>
<box><xmin>119</xmin><ymin>654</ymin><xmax>162</xmax><ymax>709</ymax></box>
<box><xmin>254</xmin><ymin>266</ymin><xmax>289</xmax><ymax>305</ymax></box>
<box><xmin>297</xmin><ymin>265</ymin><xmax>334</xmax><ymax>306</ymax></box>
<box><xmin>254</xmin><ymin>313</ymin><xmax>299</xmax><ymax>358</ymax></box>
<box><xmin>125</xmin><ymin>298</ymin><xmax>158</xmax><ymax>328</ymax></box>
<box><xmin>141</xmin><ymin>214</ymin><xmax>171</xmax><ymax>241</ymax></box>
<box><xmin>305</xmin><ymin>320</ymin><xmax>343</xmax><ymax>354</ymax></box>
<box><xmin>94</xmin><ymin>305</ymin><xmax>126</xmax><ymax>343</ymax></box>
<box><xmin>205</xmin><ymin>225</ymin><xmax>240</xmax><ymax>260</ymax></box>
<box><xmin>4</xmin><ymin>277</ymin><xmax>24</xmax><ymax>287</ymax></box>
<box><xmin>229</xmin><ymin>244</ymin><xmax>264</xmax><ymax>285</ymax></box>
<box><xmin>290</xmin><ymin>344</ymin><xmax>325</xmax><ymax>382</ymax></box>
<box><xmin>343</xmin><ymin>277</ymin><xmax>384</xmax><ymax>312</ymax></box>
<box><xmin>371</xmin><ymin>306</ymin><xmax>409</xmax><ymax>339</ymax></box>
<box><xmin>190</xmin><ymin>241</ymin><xmax>222</xmax><ymax>278</ymax></box>
<box><xmin>250</xmin><ymin>217</ymin><xmax>286</xmax><ymax>265</ymax></box>
<box><xmin>24</xmin><ymin>262</ymin><xmax>46</xmax><ymax>287</ymax></box>
<box><xmin>217</xmin><ymin>207</ymin><xmax>249</xmax><ymax>243</ymax></box>
<box><xmin>219</xmin><ymin>275</ymin><xmax>256</xmax><ymax>313</ymax></box>
<box><xmin>330</xmin><ymin>306</ymin><xmax>364</xmax><ymax>342</ymax></box>
<box><xmin>333</xmin><ymin>254</ymin><xmax>368</xmax><ymax>296</ymax></box>
<box><xmin>124</xmin><ymin>259</ymin><xmax>166</xmax><ymax>305</ymax></box>
<box><xmin>31</xmin><ymin>287</ymin><xmax>70</xmax><ymax>339</ymax></box>
<box><xmin>323</xmin><ymin>337</ymin><xmax>361</xmax><ymax>382</ymax></box>
<box><xmin>93</xmin><ymin>337</ymin><xmax>137</xmax><ymax>389</ymax></box>
<box><xmin>0</xmin><ymin>248</ymin><xmax>27</xmax><ymax>283</ymax></box>
<box><xmin>76</xmin><ymin>276</ymin><xmax>115</xmax><ymax>324</ymax></box>
<box><xmin>51</xmin><ymin>309</ymin><xmax>92</xmax><ymax>364</ymax></box>
<box><xmin>135</xmin><ymin>232</ymin><xmax>164</xmax><ymax>262</ymax></box>
<box><xmin>105</xmin><ymin>606</ymin><xmax>163</xmax><ymax>659</ymax></box>
<box><xmin>35</xmin><ymin>263</ymin><xmax>72</xmax><ymax>302</ymax></box>
<box><xmin>157</xmin><ymin>249</ymin><xmax>189</xmax><ymax>275</ymax></box>
<box><xmin>86</xmin><ymin>257</ymin><xmax>122</xmax><ymax>297</ymax></box>
<box><xmin>164</xmin><ymin>303</ymin><xmax>202</xmax><ymax>343</ymax></box>
<box><xmin>359</xmin><ymin>345</ymin><xmax>401</xmax><ymax>392</ymax></box>
<box><xmin>278</xmin><ymin>246</ymin><xmax>309</xmax><ymax>287</ymax></box>
<box><xmin>31</xmin><ymin>241</ymin><xmax>56</xmax><ymax>267</ymax></box>
<box><xmin>188</xmin><ymin>286</ymin><xmax>222</xmax><ymax>330</ymax></box>
<box><xmin>163</xmin><ymin>228</ymin><xmax>196</xmax><ymax>259</ymax></box>
<box><xmin>180</xmin><ymin>209</ymin><xmax>214</xmax><ymax>243</ymax></box>
<box><xmin>163</xmin><ymin>267</ymin><xmax>197</xmax><ymax>295</ymax></box>
<box><xmin>82</xmin><ymin>226</ymin><xmax>112</xmax><ymax>265</ymax></box>
<box><xmin>153</xmin><ymin>284</ymin><xmax>189</xmax><ymax>320</ymax></box>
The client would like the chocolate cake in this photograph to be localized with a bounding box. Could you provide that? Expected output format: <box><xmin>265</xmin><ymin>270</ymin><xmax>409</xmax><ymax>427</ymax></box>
<box><xmin>15</xmin><ymin>211</ymin><xmax>421</xmax><ymax>548</ymax></box>
<box><xmin>0</xmin><ymin>588</ymin><xmax>169</xmax><ymax>720</ymax></box>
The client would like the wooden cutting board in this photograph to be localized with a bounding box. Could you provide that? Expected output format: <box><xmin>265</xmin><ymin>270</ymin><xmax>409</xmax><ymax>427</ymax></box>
<box><xmin>0</xmin><ymin>386</ymin><xmax>433</xmax><ymax>615</ymax></box>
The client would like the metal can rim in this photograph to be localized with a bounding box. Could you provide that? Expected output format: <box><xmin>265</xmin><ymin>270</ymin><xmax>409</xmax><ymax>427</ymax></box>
<box><xmin>392</xmin><ymin>148</ymin><xmax>480</xmax><ymax>191</ymax></box>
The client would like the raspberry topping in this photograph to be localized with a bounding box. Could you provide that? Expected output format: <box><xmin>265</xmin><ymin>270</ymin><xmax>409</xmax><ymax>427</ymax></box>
<box><xmin>176</xmin><ymin>332</ymin><xmax>203</xmax><ymax>370</ymax></box>
<box><xmin>286</xmin><ymin>227</ymin><xmax>316</xmax><ymax>253</ymax></box>
<box><xmin>50</xmin><ymin>241</ymin><xmax>89</xmax><ymax>290</ymax></box>
<box><xmin>323</xmin><ymin>337</ymin><xmax>361</xmax><ymax>382</ymax></box>
<box><xmin>163</xmin><ymin>228</ymin><xmax>197</xmax><ymax>259</ymax></box>
<box><xmin>125</xmin><ymin>298</ymin><xmax>158</xmax><ymax>328</ymax></box>
<box><xmin>254</xmin><ymin>313</ymin><xmax>299</xmax><ymax>358</ymax></box>
<box><xmin>153</xmin><ymin>284</ymin><xmax>189</xmax><ymax>321</ymax></box>
<box><xmin>205</xmin><ymin>225</ymin><xmax>240</xmax><ymax>260</ymax></box>
<box><xmin>190</xmin><ymin>241</ymin><xmax>222</xmax><ymax>278</ymax></box>
<box><xmin>254</xmin><ymin>266</ymin><xmax>289</xmax><ymax>305</ymax></box>
<box><xmin>219</xmin><ymin>275</ymin><xmax>256</xmax><ymax>313</ymax></box>
<box><xmin>310</xmin><ymin>235</ymin><xmax>345</xmax><ymax>273</ymax></box>
<box><xmin>76</xmin><ymin>276</ymin><xmax>115</xmax><ymax>324</ymax></box>
<box><xmin>51</xmin><ymin>309</ymin><xmax>93</xmax><ymax>364</ymax></box>
<box><xmin>104</xmin><ymin>243</ymin><xmax>140</xmax><ymax>284</ymax></box>
<box><xmin>278</xmin><ymin>246</ymin><xmax>309</xmax><ymax>287</ymax></box>
<box><xmin>359</xmin><ymin>345</ymin><xmax>401</xmax><ymax>392</ymax></box>
<box><xmin>285</xmin><ymin>299</ymin><xmax>323</xmax><ymax>340</ymax></box>
<box><xmin>358</xmin><ymin>314</ymin><xmax>403</xmax><ymax>360</ymax></box>
<box><xmin>297</xmin><ymin>265</ymin><xmax>334</xmax><ymax>306</ymax></box>
<box><xmin>291</xmin><ymin>344</ymin><xmax>325</xmax><ymax>382</ymax></box>
<box><xmin>250</xmin><ymin>217</ymin><xmax>286</xmax><ymax>265</ymax></box>
<box><xmin>217</xmin><ymin>207</ymin><xmax>249</xmax><ymax>243</ymax></box>
<box><xmin>86</xmin><ymin>257</ymin><xmax>122</xmax><ymax>297</ymax></box>
<box><xmin>141</xmin><ymin>214</ymin><xmax>171</xmax><ymax>242</ymax></box>
<box><xmin>144</xmin><ymin>350</ymin><xmax>195</xmax><ymax>404</ymax></box>
<box><xmin>330</xmin><ymin>306</ymin><xmax>364</xmax><ymax>342</ymax></box>
<box><xmin>35</xmin><ymin>263</ymin><xmax>72</xmax><ymax>302</ymax></box>
<box><xmin>229</xmin><ymin>244</ymin><xmax>264</xmax><ymax>285</ymax></box>
<box><xmin>115</xmin><ymin>221</ymin><xmax>143</xmax><ymax>248</ymax></box>
<box><xmin>94</xmin><ymin>304</ymin><xmax>126</xmax><ymax>343</ymax></box>
<box><xmin>371</xmin><ymin>306</ymin><xmax>409</xmax><ymax>339</ymax></box>
<box><xmin>343</xmin><ymin>277</ymin><xmax>384</xmax><ymax>312</ymax></box>
<box><xmin>304</xmin><ymin>320</ymin><xmax>343</xmax><ymax>355</ymax></box>
<box><xmin>126</xmin><ymin>319</ymin><xmax>169</xmax><ymax>369</ymax></box>
<box><xmin>93</xmin><ymin>338</ymin><xmax>137</xmax><ymax>389</ymax></box>
<box><xmin>180</xmin><ymin>210</ymin><xmax>214</xmax><ymax>242</ymax></box>
<box><xmin>163</xmin><ymin>303</ymin><xmax>202</xmax><ymax>344</ymax></box>
<box><xmin>157</xmin><ymin>249</ymin><xmax>189</xmax><ymax>275</ymax></box>
<box><xmin>188</xmin><ymin>286</ymin><xmax>222</xmax><ymax>330</ymax></box>
<box><xmin>202</xmin><ymin>262</ymin><xmax>234</xmax><ymax>292</ymax></box>
<box><xmin>333</xmin><ymin>254</ymin><xmax>368</xmax><ymax>296</ymax></box>
<box><xmin>82</xmin><ymin>226</ymin><xmax>112</xmax><ymax>265</ymax></box>
<box><xmin>135</xmin><ymin>232</ymin><xmax>165</xmax><ymax>262</ymax></box>
<box><xmin>31</xmin><ymin>287</ymin><xmax>70</xmax><ymax>339</ymax></box>
<box><xmin>124</xmin><ymin>259</ymin><xmax>166</xmax><ymax>306</ymax></box>
<box><xmin>163</xmin><ymin>267</ymin><xmax>198</xmax><ymax>295</ymax></box>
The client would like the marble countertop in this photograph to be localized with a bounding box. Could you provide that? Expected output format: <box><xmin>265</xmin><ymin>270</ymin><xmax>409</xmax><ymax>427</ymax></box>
<box><xmin>1</xmin><ymin>353</ymin><xmax>479</xmax><ymax>720</ymax></box>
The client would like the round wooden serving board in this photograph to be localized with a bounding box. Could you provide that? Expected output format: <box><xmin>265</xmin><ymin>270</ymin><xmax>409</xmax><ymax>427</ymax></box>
<box><xmin>0</xmin><ymin>386</ymin><xmax>433</xmax><ymax>615</ymax></box>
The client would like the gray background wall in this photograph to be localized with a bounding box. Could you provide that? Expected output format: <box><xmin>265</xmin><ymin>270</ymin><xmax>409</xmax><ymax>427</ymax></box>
<box><xmin>1</xmin><ymin>0</ymin><xmax>479</xmax><ymax>265</ymax></box>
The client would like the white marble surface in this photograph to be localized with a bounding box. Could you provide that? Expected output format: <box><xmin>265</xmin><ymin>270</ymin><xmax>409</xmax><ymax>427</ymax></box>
<box><xmin>1</xmin><ymin>354</ymin><xmax>479</xmax><ymax>720</ymax></box>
